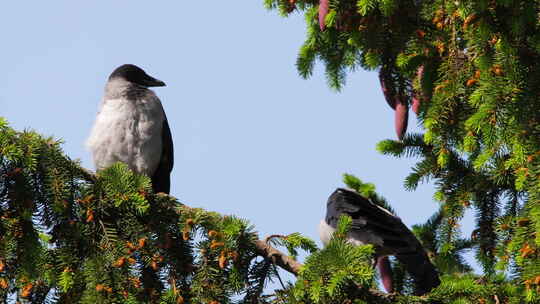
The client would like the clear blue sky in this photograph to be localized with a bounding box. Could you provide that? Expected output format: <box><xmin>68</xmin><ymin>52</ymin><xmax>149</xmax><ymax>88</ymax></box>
<box><xmin>0</xmin><ymin>0</ymin><xmax>476</xmax><ymax>287</ymax></box>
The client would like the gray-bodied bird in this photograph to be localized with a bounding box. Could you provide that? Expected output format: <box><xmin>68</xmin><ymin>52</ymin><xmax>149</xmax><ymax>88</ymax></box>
<box><xmin>319</xmin><ymin>188</ymin><xmax>440</xmax><ymax>295</ymax></box>
<box><xmin>87</xmin><ymin>64</ymin><xmax>174</xmax><ymax>194</ymax></box>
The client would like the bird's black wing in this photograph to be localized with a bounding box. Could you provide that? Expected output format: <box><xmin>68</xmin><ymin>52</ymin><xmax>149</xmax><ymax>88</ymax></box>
<box><xmin>151</xmin><ymin>114</ymin><xmax>174</xmax><ymax>194</ymax></box>
<box><xmin>326</xmin><ymin>188</ymin><xmax>411</xmax><ymax>251</ymax></box>
<box><xmin>326</xmin><ymin>188</ymin><xmax>440</xmax><ymax>295</ymax></box>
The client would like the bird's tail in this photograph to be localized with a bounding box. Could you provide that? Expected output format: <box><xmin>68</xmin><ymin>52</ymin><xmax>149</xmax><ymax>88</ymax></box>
<box><xmin>395</xmin><ymin>251</ymin><xmax>440</xmax><ymax>295</ymax></box>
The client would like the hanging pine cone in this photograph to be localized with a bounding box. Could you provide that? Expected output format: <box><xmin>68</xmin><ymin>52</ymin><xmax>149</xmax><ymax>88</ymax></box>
<box><xmin>394</xmin><ymin>97</ymin><xmax>409</xmax><ymax>140</ymax></box>
<box><xmin>318</xmin><ymin>0</ymin><xmax>329</xmax><ymax>31</ymax></box>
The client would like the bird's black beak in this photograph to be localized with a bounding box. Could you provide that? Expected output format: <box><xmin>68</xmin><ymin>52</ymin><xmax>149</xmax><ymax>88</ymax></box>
<box><xmin>143</xmin><ymin>75</ymin><xmax>166</xmax><ymax>87</ymax></box>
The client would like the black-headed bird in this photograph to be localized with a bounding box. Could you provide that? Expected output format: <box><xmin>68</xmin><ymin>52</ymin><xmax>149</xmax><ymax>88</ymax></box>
<box><xmin>87</xmin><ymin>64</ymin><xmax>173</xmax><ymax>194</ymax></box>
<box><xmin>319</xmin><ymin>188</ymin><xmax>440</xmax><ymax>295</ymax></box>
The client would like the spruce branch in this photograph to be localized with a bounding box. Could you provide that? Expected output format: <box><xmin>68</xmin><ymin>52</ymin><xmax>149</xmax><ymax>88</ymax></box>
<box><xmin>72</xmin><ymin>168</ymin><xmax>427</xmax><ymax>302</ymax></box>
<box><xmin>1</xmin><ymin>120</ymin><xmax>529</xmax><ymax>302</ymax></box>
<box><xmin>254</xmin><ymin>239</ymin><xmax>302</xmax><ymax>276</ymax></box>
<box><xmin>68</xmin><ymin>166</ymin><xmax>307</xmax><ymax>278</ymax></box>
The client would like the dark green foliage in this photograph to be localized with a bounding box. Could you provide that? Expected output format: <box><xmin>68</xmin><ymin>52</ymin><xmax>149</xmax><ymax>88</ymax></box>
<box><xmin>412</xmin><ymin>210</ymin><xmax>473</xmax><ymax>276</ymax></box>
<box><xmin>0</xmin><ymin>118</ymin><xmax>296</xmax><ymax>303</ymax></box>
<box><xmin>284</xmin><ymin>215</ymin><xmax>377</xmax><ymax>303</ymax></box>
<box><xmin>5</xmin><ymin>2</ymin><xmax>540</xmax><ymax>300</ymax></box>
<box><xmin>266</xmin><ymin>0</ymin><xmax>540</xmax><ymax>302</ymax></box>
<box><xmin>267</xmin><ymin>233</ymin><xmax>318</xmax><ymax>260</ymax></box>
<box><xmin>0</xmin><ymin>114</ymin><xmax>530</xmax><ymax>304</ymax></box>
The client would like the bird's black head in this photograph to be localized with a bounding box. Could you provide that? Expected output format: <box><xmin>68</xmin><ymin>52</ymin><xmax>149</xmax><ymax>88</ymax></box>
<box><xmin>108</xmin><ymin>64</ymin><xmax>166</xmax><ymax>87</ymax></box>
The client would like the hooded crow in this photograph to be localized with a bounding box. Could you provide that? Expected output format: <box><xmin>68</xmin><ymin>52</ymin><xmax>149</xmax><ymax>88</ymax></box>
<box><xmin>319</xmin><ymin>188</ymin><xmax>440</xmax><ymax>295</ymax></box>
<box><xmin>87</xmin><ymin>64</ymin><xmax>173</xmax><ymax>194</ymax></box>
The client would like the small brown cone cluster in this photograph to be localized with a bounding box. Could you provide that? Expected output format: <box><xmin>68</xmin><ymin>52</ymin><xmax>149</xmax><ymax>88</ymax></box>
<box><xmin>21</xmin><ymin>283</ymin><xmax>33</xmax><ymax>298</ymax></box>
<box><xmin>113</xmin><ymin>257</ymin><xmax>126</xmax><ymax>268</ymax></box>
<box><xmin>183</xmin><ymin>218</ymin><xmax>195</xmax><ymax>241</ymax></box>
<box><xmin>0</xmin><ymin>278</ymin><xmax>7</xmax><ymax>289</ymax></box>
<box><xmin>86</xmin><ymin>209</ymin><xmax>94</xmax><ymax>222</ymax></box>
<box><xmin>463</xmin><ymin>13</ymin><xmax>478</xmax><ymax>31</ymax></box>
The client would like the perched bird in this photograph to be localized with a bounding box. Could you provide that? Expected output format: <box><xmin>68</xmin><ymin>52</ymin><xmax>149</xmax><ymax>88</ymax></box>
<box><xmin>319</xmin><ymin>188</ymin><xmax>440</xmax><ymax>295</ymax></box>
<box><xmin>87</xmin><ymin>64</ymin><xmax>174</xmax><ymax>194</ymax></box>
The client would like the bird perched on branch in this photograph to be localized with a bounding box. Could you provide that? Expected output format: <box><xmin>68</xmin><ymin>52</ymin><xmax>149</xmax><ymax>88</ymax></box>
<box><xmin>87</xmin><ymin>64</ymin><xmax>174</xmax><ymax>194</ymax></box>
<box><xmin>319</xmin><ymin>188</ymin><xmax>440</xmax><ymax>295</ymax></box>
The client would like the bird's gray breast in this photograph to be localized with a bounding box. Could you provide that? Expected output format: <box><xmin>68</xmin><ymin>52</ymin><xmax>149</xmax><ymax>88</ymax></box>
<box><xmin>86</xmin><ymin>91</ymin><xmax>165</xmax><ymax>176</ymax></box>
